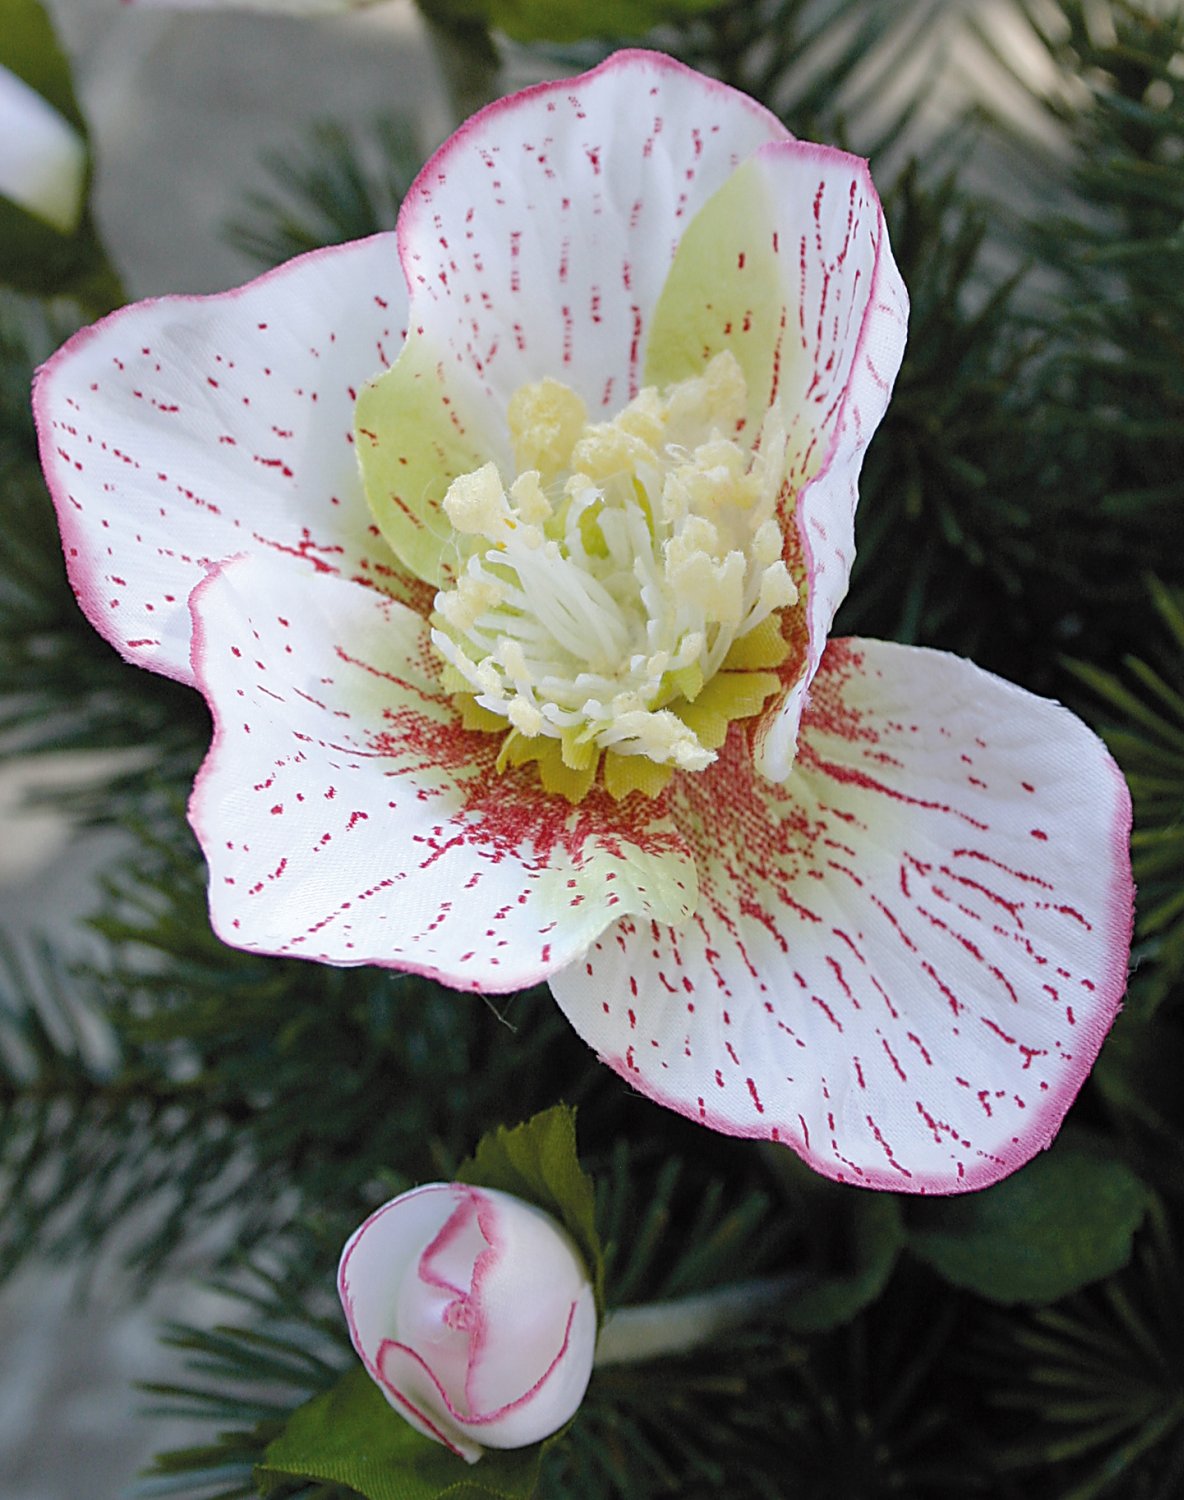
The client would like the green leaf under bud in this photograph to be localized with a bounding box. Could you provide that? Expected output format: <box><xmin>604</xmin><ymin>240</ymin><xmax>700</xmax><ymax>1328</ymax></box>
<box><xmin>257</xmin><ymin>1365</ymin><xmax>542</xmax><ymax>1500</ymax></box>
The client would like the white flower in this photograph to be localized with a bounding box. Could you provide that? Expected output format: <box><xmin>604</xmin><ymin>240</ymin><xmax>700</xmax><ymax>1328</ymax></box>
<box><xmin>338</xmin><ymin>1183</ymin><xmax>597</xmax><ymax>1461</ymax></box>
<box><xmin>36</xmin><ymin>50</ymin><xmax>1133</xmax><ymax>1193</ymax></box>
<box><xmin>0</xmin><ymin>63</ymin><xmax>86</xmax><ymax>234</ymax></box>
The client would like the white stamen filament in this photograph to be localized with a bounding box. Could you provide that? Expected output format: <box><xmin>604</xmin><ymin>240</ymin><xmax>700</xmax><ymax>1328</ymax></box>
<box><xmin>432</xmin><ymin>352</ymin><xmax>798</xmax><ymax>770</ymax></box>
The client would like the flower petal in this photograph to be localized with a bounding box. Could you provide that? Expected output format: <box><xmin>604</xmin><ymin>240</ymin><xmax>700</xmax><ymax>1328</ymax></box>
<box><xmin>189</xmin><ymin>552</ymin><xmax>698</xmax><ymax>985</ymax></box>
<box><xmin>353</xmin><ymin>51</ymin><xmax>790</xmax><ymax>581</ymax></box>
<box><xmin>760</xmin><ymin>158</ymin><xmax>909</xmax><ymax>781</ymax></box>
<box><xmin>339</xmin><ymin>1184</ymin><xmax>458</xmax><ymax>1383</ymax></box>
<box><xmin>399</xmin><ymin>50</ymin><xmax>787</xmax><ymax>409</ymax></box>
<box><xmin>466</xmin><ymin>1193</ymin><xmax>595</xmax><ymax>1433</ymax></box>
<box><xmin>645</xmin><ymin>141</ymin><xmax>908</xmax><ymax>779</ymax></box>
<box><xmin>0</xmin><ymin>64</ymin><xmax>86</xmax><ymax>233</ymax></box>
<box><xmin>550</xmin><ymin>638</ymin><xmax>1132</xmax><ymax>1192</ymax></box>
<box><xmin>339</xmin><ymin>1183</ymin><xmax>482</xmax><ymax>1462</ymax></box>
<box><xmin>34</xmin><ymin>234</ymin><xmax>421</xmax><ymax>686</ymax></box>
<box><xmin>374</xmin><ymin>1340</ymin><xmax>482</xmax><ymax>1461</ymax></box>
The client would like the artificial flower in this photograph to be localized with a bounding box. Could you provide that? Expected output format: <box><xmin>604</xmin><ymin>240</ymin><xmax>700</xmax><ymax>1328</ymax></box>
<box><xmin>0</xmin><ymin>61</ymin><xmax>86</xmax><ymax>234</ymax></box>
<box><xmin>339</xmin><ymin>1183</ymin><xmax>597</xmax><ymax>1461</ymax></box>
<box><xmin>35</xmin><ymin>50</ymin><xmax>1132</xmax><ymax>1193</ymax></box>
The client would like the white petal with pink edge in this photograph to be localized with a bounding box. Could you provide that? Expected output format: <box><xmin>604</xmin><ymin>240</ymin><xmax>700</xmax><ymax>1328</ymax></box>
<box><xmin>189</xmin><ymin>553</ymin><xmax>698</xmax><ymax>986</ymax></box>
<box><xmin>338</xmin><ymin>1185</ymin><xmax>476</xmax><ymax>1456</ymax></box>
<box><xmin>758</xmin><ymin>146</ymin><xmax>909</xmax><ymax>779</ymax></box>
<box><xmin>549</xmin><ymin>637</ymin><xmax>1132</xmax><ymax>1193</ymax></box>
<box><xmin>394</xmin><ymin>49</ymin><xmax>789</xmax><ymax>422</ymax></box>
<box><xmin>34</xmin><ymin>234</ymin><xmax>417</xmax><ymax>687</ymax></box>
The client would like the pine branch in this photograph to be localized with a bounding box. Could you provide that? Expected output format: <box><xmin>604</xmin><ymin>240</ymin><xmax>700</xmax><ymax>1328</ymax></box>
<box><xmin>972</xmin><ymin>1199</ymin><xmax>1184</xmax><ymax>1499</ymax></box>
<box><xmin>227</xmin><ymin>118</ymin><xmax>423</xmax><ymax>272</ymax></box>
<box><xmin>1066</xmin><ymin>579</ymin><xmax>1184</xmax><ymax>1001</ymax></box>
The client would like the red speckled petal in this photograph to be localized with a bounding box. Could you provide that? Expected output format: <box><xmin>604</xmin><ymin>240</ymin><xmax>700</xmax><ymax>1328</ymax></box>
<box><xmin>550</xmin><ymin>637</ymin><xmax>1133</xmax><ymax>1193</ymax></box>
<box><xmin>188</xmin><ymin>552</ymin><xmax>697</xmax><ymax>985</ymax></box>
<box><xmin>757</xmin><ymin>143</ymin><xmax>909</xmax><ymax>779</ymax></box>
<box><xmin>642</xmin><ymin>141</ymin><xmax>909</xmax><ymax>775</ymax></box>
<box><xmin>34</xmin><ymin>234</ymin><xmax>424</xmax><ymax>687</ymax></box>
<box><xmin>395</xmin><ymin>49</ymin><xmax>789</xmax><ymax>418</ymax></box>
<box><xmin>752</xmin><ymin>144</ymin><xmax>908</xmax><ymax>779</ymax></box>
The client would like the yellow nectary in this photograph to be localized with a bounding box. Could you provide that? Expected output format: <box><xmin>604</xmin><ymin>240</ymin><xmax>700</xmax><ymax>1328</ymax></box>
<box><xmin>432</xmin><ymin>352</ymin><xmax>798</xmax><ymax>802</ymax></box>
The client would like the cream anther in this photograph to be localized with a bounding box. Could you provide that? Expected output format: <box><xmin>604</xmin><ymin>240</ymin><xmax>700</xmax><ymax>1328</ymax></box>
<box><xmin>508</xmin><ymin>378</ymin><xmax>587</xmax><ymax>479</ymax></box>
<box><xmin>442</xmin><ymin>461</ymin><xmax>511</xmax><ymax>537</ymax></box>
<box><xmin>666</xmin><ymin>515</ymin><xmax>723</xmax><ymax>566</ymax></box>
<box><xmin>571</xmin><ymin>424</ymin><xmax>655</xmax><ymax>484</ymax></box>
<box><xmin>759</xmin><ymin>562</ymin><xmax>798</xmax><ymax>612</ymax></box>
<box><xmin>437</xmin><ymin>571</ymin><xmax>506</xmax><ymax>632</ymax></box>
<box><xmin>509</xmin><ymin>470</ymin><xmax>553</xmax><ymax>524</ymax></box>
<box><xmin>506</xmin><ymin>697</ymin><xmax>544</xmax><ymax>735</ymax></box>
<box><xmin>753</xmin><ymin>518</ymin><xmax>784</xmax><ymax>565</ymax></box>
<box><xmin>495</xmin><ymin>638</ymin><xmax>529</xmax><ymax>678</ymax></box>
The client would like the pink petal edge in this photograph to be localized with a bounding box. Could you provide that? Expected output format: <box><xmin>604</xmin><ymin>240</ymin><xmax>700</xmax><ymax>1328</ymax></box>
<box><xmin>33</xmin><ymin>232</ymin><xmax>409</xmax><ymax>687</ymax></box>
<box><xmin>375</xmin><ymin>1299</ymin><xmax>580</xmax><ymax>1429</ymax></box>
<box><xmin>396</xmin><ymin>48</ymin><xmax>790</xmax><ymax>295</ymax></box>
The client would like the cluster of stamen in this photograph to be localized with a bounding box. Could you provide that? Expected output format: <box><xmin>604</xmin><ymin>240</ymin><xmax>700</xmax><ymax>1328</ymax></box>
<box><xmin>432</xmin><ymin>351</ymin><xmax>798</xmax><ymax>800</ymax></box>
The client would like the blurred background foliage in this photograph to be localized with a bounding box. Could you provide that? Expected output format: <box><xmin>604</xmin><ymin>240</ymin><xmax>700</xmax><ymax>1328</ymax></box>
<box><xmin>2</xmin><ymin>0</ymin><xmax>1184</xmax><ymax>1496</ymax></box>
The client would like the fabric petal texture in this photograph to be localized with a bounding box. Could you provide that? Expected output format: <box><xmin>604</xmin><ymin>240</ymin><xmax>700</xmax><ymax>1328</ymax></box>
<box><xmin>35</xmin><ymin>233</ymin><xmax>422</xmax><ymax>686</ymax></box>
<box><xmin>339</xmin><ymin>1183</ymin><xmax>597</xmax><ymax>1461</ymax></box>
<box><xmin>394</xmin><ymin>49</ymin><xmax>789</xmax><ymax>420</ymax></box>
<box><xmin>189</xmin><ymin>553</ymin><xmax>697</xmax><ymax>986</ymax></box>
<box><xmin>550</xmin><ymin>638</ymin><xmax>1133</xmax><ymax>1191</ymax></box>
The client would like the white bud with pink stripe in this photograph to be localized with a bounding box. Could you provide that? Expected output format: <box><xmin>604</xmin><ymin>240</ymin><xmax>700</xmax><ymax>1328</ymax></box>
<box><xmin>338</xmin><ymin>1183</ymin><xmax>597</xmax><ymax>1462</ymax></box>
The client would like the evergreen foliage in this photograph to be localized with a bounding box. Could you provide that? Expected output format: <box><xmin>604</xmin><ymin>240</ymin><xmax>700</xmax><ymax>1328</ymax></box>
<box><xmin>2</xmin><ymin>2</ymin><xmax>1183</xmax><ymax>1497</ymax></box>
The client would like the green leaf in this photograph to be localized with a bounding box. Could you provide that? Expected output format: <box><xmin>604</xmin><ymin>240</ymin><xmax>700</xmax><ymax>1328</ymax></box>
<box><xmin>455</xmin><ymin>1105</ymin><xmax>604</xmax><ymax>1319</ymax></box>
<box><xmin>907</xmin><ymin>1136</ymin><xmax>1151</xmax><ymax>1305</ymax></box>
<box><xmin>784</xmin><ymin>1191</ymin><xmax>905</xmax><ymax>1333</ymax></box>
<box><xmin>0</xmin><ymin>196</ymin><xmax>112</xmax><ymax>301</ymax></box>
<box><xmin>256</xmin><ymin>1365</ymin><xmax>541</xmax><ymax>1500</ymax></box>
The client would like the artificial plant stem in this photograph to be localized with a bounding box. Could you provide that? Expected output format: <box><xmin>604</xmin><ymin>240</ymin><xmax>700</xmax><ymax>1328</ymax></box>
<box><xmin>76</xmin><ymin>257</ymin><xmax>126</xmax><ymax>320</ymax></box>
<box><xmin>419</xmin><ymin>4</ymin><xmax>502</xmax><ymax>129</ymax></box>
<box><xmin>593</xmin><ymin>1273</ymin><xmax>802</xmax><ymax>1367</ymax></box>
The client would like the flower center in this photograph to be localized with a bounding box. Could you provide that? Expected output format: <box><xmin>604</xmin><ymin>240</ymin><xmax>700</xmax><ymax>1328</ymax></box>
<box><xmin>432</xmin><ymin>351</ymin><xmax>798</xmax><ymax>802</ymax></box>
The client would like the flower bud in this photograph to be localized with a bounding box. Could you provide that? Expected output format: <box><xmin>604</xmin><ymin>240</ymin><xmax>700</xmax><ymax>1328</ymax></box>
<box><xmin>338</xmin><ymin>1183</ymin><xmax>597</xmax><ymax>1463</ymax></box>
<box><xmin>0</xmin><ymin>64</ymin><xmax>86</xmax><ymax>234</ymax></box>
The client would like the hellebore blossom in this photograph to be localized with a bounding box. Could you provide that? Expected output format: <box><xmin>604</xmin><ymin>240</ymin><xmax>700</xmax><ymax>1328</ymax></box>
<box><xmin>339</xmin><ymin>1183</ymin><xmax>597</xmax><ymax>1461</ymax></box>
<box><xmin>0</xmin><ymin>62</ymin><xmax>86</xmax><ymax>234</ymax></box>
<box><xmin>35</xmin><ymin>51</ymin><xmax>1133</xmax><ymax>1193</ymax></box>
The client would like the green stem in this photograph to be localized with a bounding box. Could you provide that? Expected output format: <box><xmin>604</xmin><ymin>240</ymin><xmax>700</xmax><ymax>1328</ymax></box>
<box><xmin>418</xmin><ymin>4</ymin><xmax>503</xmax><ymax>128</ymax></box>
<box><xmin>594</xmin><ymin>1273</ymin><xmax>802</xmax><ymax>1366</ymax></box>
<box><xmin>73</xmin><ymin>256</ymin><xmax>127</xmax><ymax>320</ymax></box>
